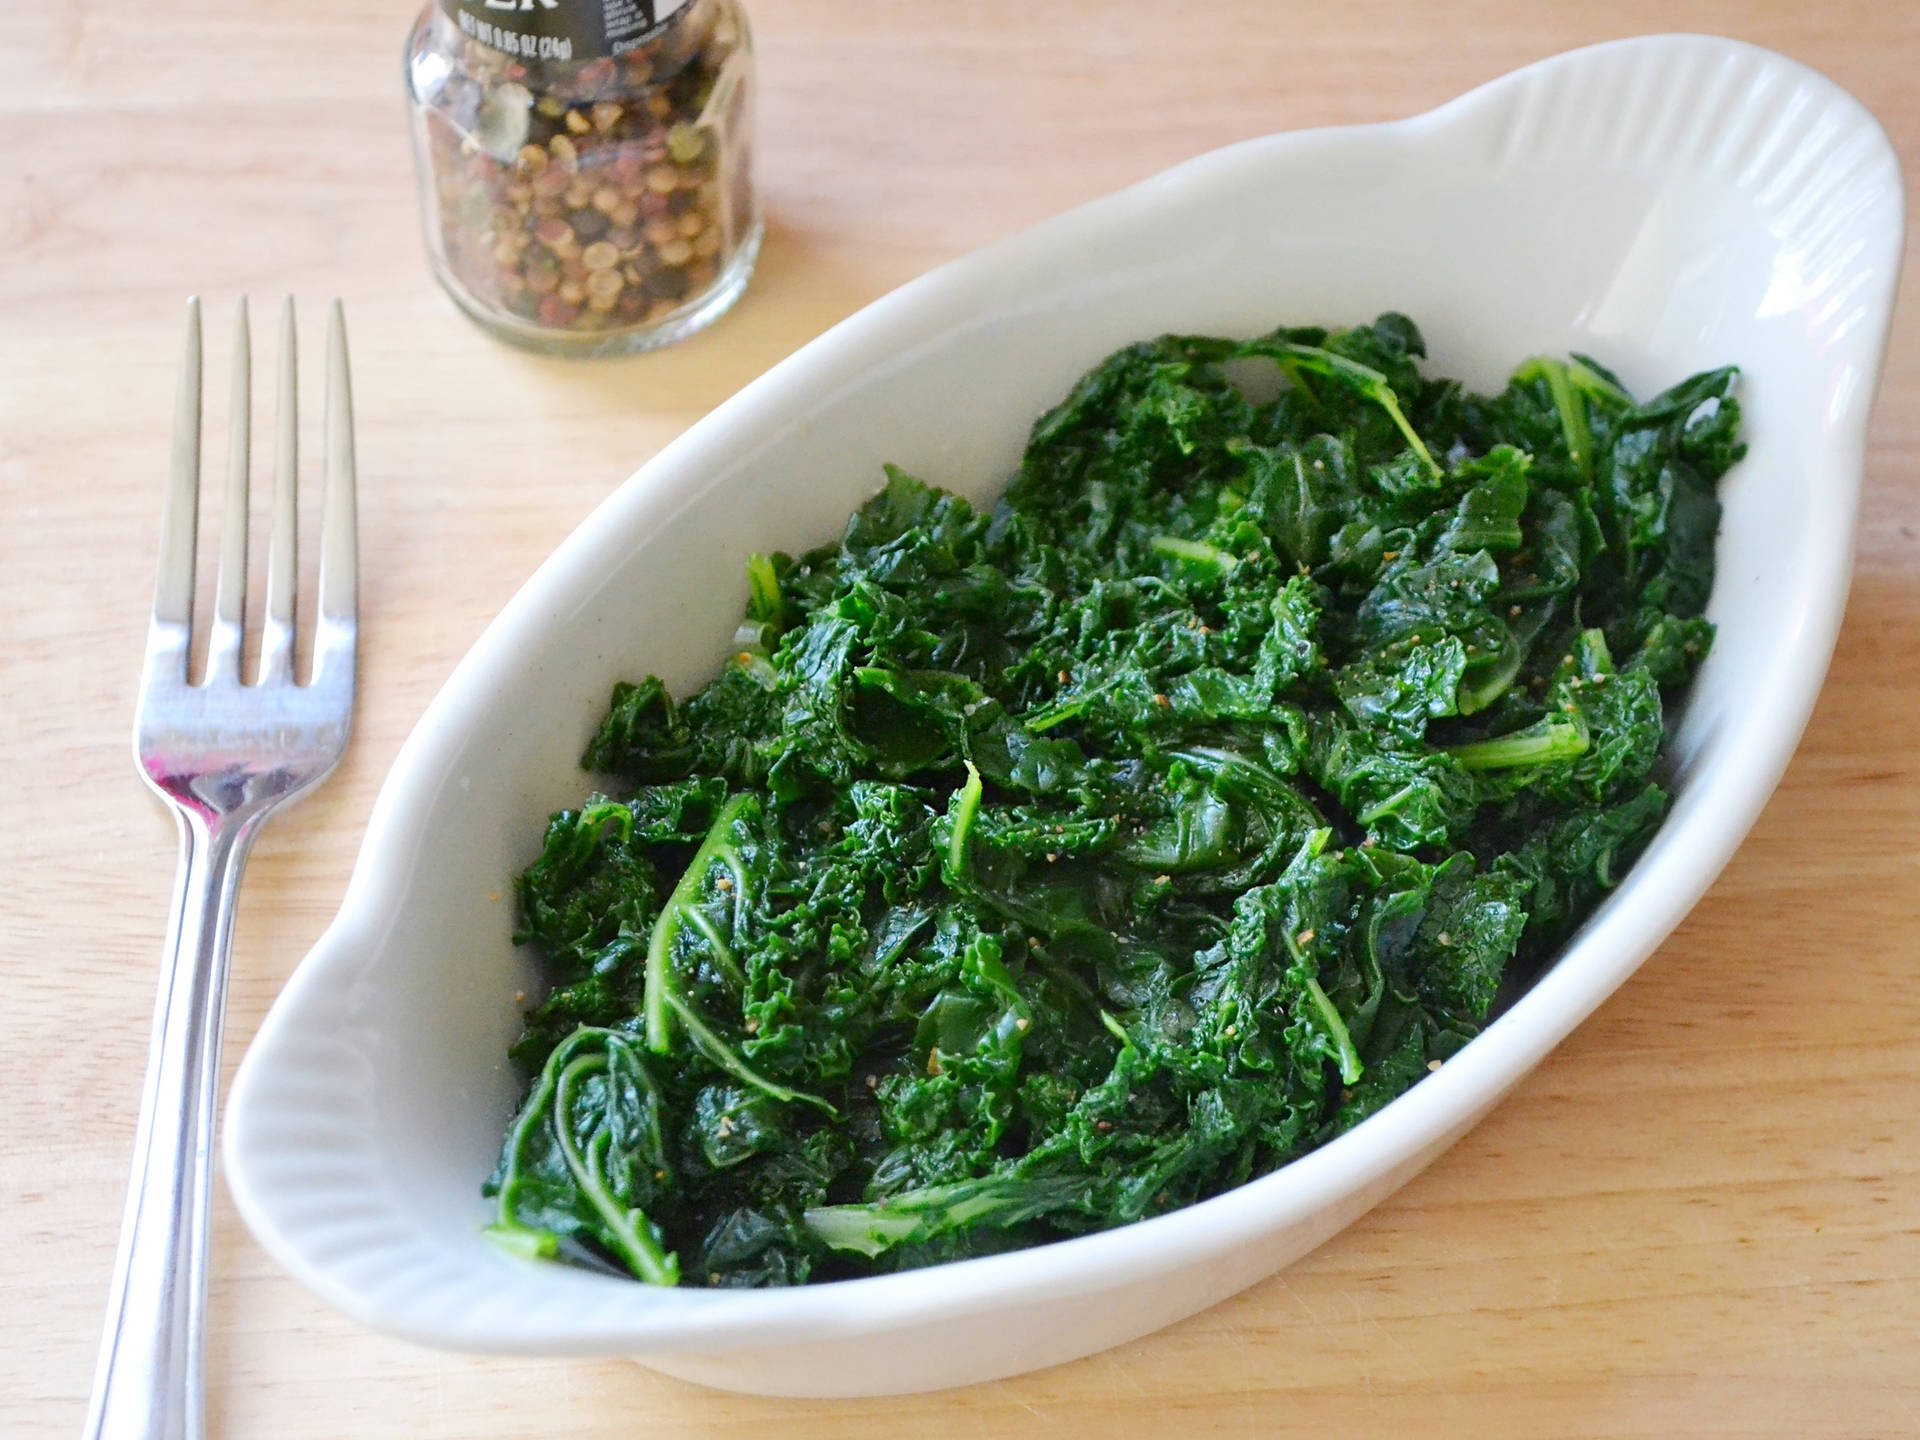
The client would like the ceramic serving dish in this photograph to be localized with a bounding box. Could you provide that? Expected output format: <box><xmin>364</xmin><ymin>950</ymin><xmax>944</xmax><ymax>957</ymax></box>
<box><xmin>224</xmin><ymin>34</ymin><xmax>1904</xmax><ymax>1397</ymax></box>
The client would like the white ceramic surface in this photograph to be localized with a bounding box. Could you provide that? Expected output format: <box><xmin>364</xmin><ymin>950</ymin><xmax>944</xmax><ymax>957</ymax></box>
<box><xmin>224</xmin><ymin>35</ymin><xmax>1904</xmax><ymax>1397</ymax></box>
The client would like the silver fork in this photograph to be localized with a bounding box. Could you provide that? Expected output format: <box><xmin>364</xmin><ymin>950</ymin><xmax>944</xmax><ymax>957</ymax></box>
<box><xmin>85</xmin><ymin>297</ymin><xmax>358</xmax><ymax>1440</ymax></box>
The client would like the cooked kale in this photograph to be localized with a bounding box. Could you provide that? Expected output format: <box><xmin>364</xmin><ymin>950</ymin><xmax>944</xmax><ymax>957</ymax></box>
<box><xmin>487</xmin><ymin>315</ymin><xmax>1741</xmax><ymax>1286</ymax></box>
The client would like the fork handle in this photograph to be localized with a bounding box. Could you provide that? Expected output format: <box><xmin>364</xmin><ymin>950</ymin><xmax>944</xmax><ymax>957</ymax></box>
<box><xmin>85</xmin><ymin>813</ymin><xmax>262</xmax><ymax>1440</ymax></box>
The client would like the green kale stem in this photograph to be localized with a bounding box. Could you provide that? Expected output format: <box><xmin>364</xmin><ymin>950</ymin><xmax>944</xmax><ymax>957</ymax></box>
<box><xmin>1022</xmin><ymin>687</ymin><xmax>1098</xmax><ymax>734</ymax></box>
<box><xmin>1445</xmin><ymin>711</ymin><xmax>1591</xmax><ymax>771</ymax></box>
<box><xmin>580</xmin><ymin>800</ymin><xmax>634</xmax><ymax>846</ymax></box>
<box><xmin>1263</xmin><ymin>829</ymin><xmax>1363</xmax><ymax>1085</ymax></box>
<box><xmin>1150</xmin><ymin>534</ymin><xmax>1239</xmax><ymax>572</ymax></box>
<box><xmin>644</xmin><ymin>793</ymin><xmax>754</xmax><ymax>1052</ymax></box>
<box><xmin>803</xmin><ymin>1175</ymin><xmax>1088</xmax><ymax>1258</ymax></box>
<box><xmin>1281</xmin><ymin>915</ymin><xmax>1363</xmax><ymax>1086</ymax></box>
<box><xmin>482</xmin><ymin>1221</ymin><xmax>558</xmax><ymax>1260</ymax></box>
<box><xmin>1512</xmin><ymin>356</ymin><xmax>1629</xmax><ymax>481</ymax></box>
<box><xmin>554</xmin><ymin>1048</ymin><xmax>680</xmax><ymax>1284</ymax></box>
<box><xmin>638</xmin><ymin>794</ymin><xmax>837</xmax><ymax>1115</ymax></box>
<box><xmin>1302</xmin><ymin>976</ymin><xmax>1363</xmax><ymax>1085</ymax></box>
<box><xmin>491</xmin><ymin>1029</ymin><xmax>680</xmax><ymax>1286</ymax></box>
<box><xmin>664</xmin><ymin>989</ymin><xmax>838</xmax><ymax>1116</ymax></box>
<box><xmin>1256</xmin><ymin>342</ymin><xmax>1442</xmax><ymax>480</ymax></box>
<box><xmin>1357</xmin><ymin>782</ymin><xmax>1427</xmax><ymax>827</ymax></box>
<box><xmin>745</xmin><ymin>551</ymin><xmax>784</xmax><ymax>628</ymax></box>
<box><xmin>1515</xmin><ymin>356</ymin><xmax>1593</xmax><ymax>478</ymax></box>
<box><xmin>947</xmin><ymin>761</ymin><xmax>984</xmax><ymax>875</ymax></box>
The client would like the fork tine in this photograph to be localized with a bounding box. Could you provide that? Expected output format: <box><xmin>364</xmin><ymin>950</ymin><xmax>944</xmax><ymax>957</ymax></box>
<box><xmin>260</xmin><ymin>297</ymin><xmax>299</xmax><ymax>685</ymax></box>
<box><xmin>208</xmin><ymin>298</ymin><xmax>250</xmax><ymax>684</ymax></box>
<box><xmin>151</xmin><ymin>299</ymin><xmax>202</xmax><ymax>645</ymax></box>
<box><xmin>315</xmin><ymin>299</ymin><xmax>357</xmax><ymax>679</ymax></box>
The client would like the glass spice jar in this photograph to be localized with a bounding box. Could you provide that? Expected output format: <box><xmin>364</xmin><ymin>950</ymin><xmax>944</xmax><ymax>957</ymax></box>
<box><xmin>404</xmin><ymin>0</ymin><xmax>759</xmax><ymax>357</ymax></box>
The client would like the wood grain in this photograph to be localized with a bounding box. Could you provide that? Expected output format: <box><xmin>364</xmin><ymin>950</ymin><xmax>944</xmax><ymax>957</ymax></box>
<box><xmin>3</xmin><ymin>2</ymin><xmax>1917</xmax><ymax>1436</ymax></box>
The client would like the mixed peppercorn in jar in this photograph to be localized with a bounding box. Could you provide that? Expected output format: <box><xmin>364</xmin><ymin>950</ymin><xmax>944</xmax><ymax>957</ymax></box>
<box><xmin>405</xmin><ymin>0</ymin><xmax>758</xmax><ymax>355</ymax></box>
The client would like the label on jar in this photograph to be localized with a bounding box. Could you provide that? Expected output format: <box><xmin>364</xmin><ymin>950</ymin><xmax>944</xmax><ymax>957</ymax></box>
<box><xmin>438</xmin><ymin>0</ymin><xmax>693</xmax><ymax>63</ymax></box>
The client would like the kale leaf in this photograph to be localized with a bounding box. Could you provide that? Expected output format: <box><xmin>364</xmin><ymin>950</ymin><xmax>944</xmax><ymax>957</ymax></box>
<box><xmin>490</xmin><ymin>316</ymin><xmax>1738</xmax><ymax>1285</ymax></box>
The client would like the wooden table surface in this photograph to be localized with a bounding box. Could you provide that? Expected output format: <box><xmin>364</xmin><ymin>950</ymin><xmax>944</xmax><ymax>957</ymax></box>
<box><xmin>6</xmin><ymin>3</ymin><xmax>1918</xmax><ymax>1435</ymax></box>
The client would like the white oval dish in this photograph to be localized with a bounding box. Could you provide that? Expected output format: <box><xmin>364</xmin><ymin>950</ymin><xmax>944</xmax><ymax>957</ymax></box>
<box><xmin>225</xmin><ymin>35</ymin><xmax>1904</xmax><ymax>1397</ymax></box>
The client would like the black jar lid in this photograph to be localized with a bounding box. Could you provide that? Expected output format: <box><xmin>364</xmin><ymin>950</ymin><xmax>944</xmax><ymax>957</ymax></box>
<box><xmin>436</xmin><ymin>0</ymin><xmax>696</xmax><ymax>64</ymax></box>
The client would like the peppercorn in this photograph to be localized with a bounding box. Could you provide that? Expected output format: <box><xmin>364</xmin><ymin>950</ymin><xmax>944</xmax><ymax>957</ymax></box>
<box><xmin>406</xmin><ymin>0</ymin><xmax>760</xmax><ymax>353</ymax></box>
<box><xmin>586</xmin><ymin>267</ymin><xmax>625</xmax><ymax>311</ymax></box>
